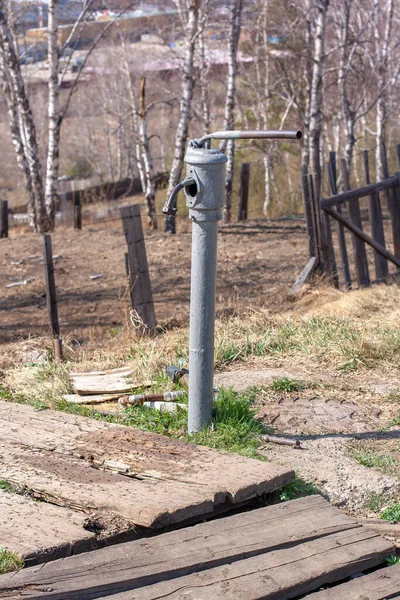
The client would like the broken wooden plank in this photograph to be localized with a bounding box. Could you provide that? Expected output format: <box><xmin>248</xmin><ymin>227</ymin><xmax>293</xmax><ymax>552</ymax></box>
<box><xmin>292</xmin><ymin>257</ymin><xmax>318</xmax><ymax>293</ymax></box>
<box><xmin>0</xmin><ymin>496</ymin><xmax>393</xmax><ymax>600</ymax></box>
<box><xmin>69</xmin><ymin>367</ymin><xmax>143</xmax><ymax>395</ymax></box>
<box><xmin>0</xmin><ymin>489</ymin><xmax>96</xmax><ymax>566</ymax></box>
<box><xmin>305</xmin><ymin>563</ymin><xmax>400</xmax><ymax>599</ymax></box>
<box><xmin>63</xmin><ymin>393</ymin><xmax>124</xmax><ymax>404</ymax></box>
<box><xmin>0</xmin><ymin>401</ymin><xmax>294</xmax><ymax>530</ymax></box>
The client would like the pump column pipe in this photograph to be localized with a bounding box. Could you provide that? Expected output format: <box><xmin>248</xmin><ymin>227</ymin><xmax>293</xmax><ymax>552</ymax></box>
<box><xmin>163</xmin><ymin>129</ymin><xmax>302</xmax><ymax>433</ymax></box>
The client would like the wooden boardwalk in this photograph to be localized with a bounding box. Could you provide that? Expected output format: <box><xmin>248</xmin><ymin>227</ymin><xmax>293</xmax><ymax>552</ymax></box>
<box><xmin>0</xmin><ymin>401</ymin><xmax>293</xmax><ymax>563</ymax></box>
<box><xmin>0</xmin><ymin>495</ymin><xmax>396</xmax><ymax>599</ymax></box>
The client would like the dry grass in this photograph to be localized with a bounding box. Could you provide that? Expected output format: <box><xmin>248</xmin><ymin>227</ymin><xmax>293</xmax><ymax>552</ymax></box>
<box><xmin>2</xmin><ymin>282</ymin><xmax>399</xmax><ymax>413</ymax></box>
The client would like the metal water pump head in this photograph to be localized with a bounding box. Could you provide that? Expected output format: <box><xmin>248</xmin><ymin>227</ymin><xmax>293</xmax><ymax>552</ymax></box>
<box><xmin>163</xmin><ymin>129</ymin><xmax>302</xmax><ymax>433</ymax></box>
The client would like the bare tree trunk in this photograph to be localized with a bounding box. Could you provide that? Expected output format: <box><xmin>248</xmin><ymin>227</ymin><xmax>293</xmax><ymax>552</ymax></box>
<box><xmin>198</xmin><ymin>1</ymin><xmax>211</xmax><ymax>136</ymax></box>
<box><xmin>221</xmin><ymin>0</ymin><xmax>243</xmax><ymax>224</ymax></box>
<box><xmin>308</xmin><ymin>0</ymin><xmax>329</xmax><ymax>195</ymax></box>
<box><xmin>45</xmin><ymin>0</ymin><xmax>61</xmax><ymax>228</ymax></box>
<box><xmin>374</xmin><ymin>0</ymin><xmax>394</xmax><ymax>180</ymax></box>
<box><xmin>164</xmin><ymin>0</ymin><xmax>199</xmax><ymax>233</ymax></box>
<box><xmin>0</xmin><ymin>5</ymin><xmax>48</xmax><ymax>231</ymax></box>
<box><xmin>139</xmin><ymin>77</ymin><xmax>157</xmax><ymax>230</ymax></box>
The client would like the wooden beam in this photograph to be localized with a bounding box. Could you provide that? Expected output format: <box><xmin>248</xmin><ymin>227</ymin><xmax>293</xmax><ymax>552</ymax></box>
<box><xmin>339</xmin><ymin>159</ymin><xmax>370</xmax><ymax>287</ymax></box>
<box><xmin>320</xmin><ymin>176</ymin><xmax>398</xmax><ymax>209</ymax></box>
<box><xmin>300</xmin><ymin>166</ymin><xmax>316</xmax><ymax>258</ymax></box>
<box><xmin>292</xmin><ymin>257</ymin><xmax>318</xmax><ymax>293</ymax></box>
<box><xmin>363</xmin><ymin>150</ymin><xmax>388</xmax><ymax>280</ymax></box>
<box><xmin>327</xmin><ymin>162</ymin><xmax>351</xmax><ymax>289</ymax></box>
<box><xmin>42</xmin><ymin>234</ymin><xmax>62</xmax><ymax>362</ymax></box>
<box><xmin>324</xmin><ymin>207</ymin><xmax>400</xmax><ymax>269</ymax></box>
<box><xmin>0</xmin><ymin>199</ymin><xmax>8</xmax><ymax>238</ymax></box>
<box><xmin>237</xmin><ymin>163</ymin><xmax>250</xmax><ymax>221</ymax></box>
<box><xmin>120</xmin><ymin>204</ymin><xmax>156</xmax><ymax>334</ymax></box>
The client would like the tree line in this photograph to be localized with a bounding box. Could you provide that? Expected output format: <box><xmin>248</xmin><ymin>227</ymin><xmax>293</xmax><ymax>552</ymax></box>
<box><xmin>0</xmin><ymin>0</ymin><xmax>398</xmax><ymax>233</ymax></box>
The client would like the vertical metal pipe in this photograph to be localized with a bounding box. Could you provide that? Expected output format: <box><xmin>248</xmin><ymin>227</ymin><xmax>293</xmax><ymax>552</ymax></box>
<box><xmin>188</xmin><ymin>219</ymin><xmax>218</xmax><ymax>432</ymax></box>
<box><xmin>184</xmin><ymin>147</ymin><xmax>227</xmax><ymax>433</ymax></box>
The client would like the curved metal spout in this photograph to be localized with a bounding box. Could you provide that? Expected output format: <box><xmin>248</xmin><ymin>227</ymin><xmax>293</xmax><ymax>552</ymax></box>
<box><xmin>162</xmin><ymin>178</ymin><xmax>196</xmax><ymax>216</ymax></box>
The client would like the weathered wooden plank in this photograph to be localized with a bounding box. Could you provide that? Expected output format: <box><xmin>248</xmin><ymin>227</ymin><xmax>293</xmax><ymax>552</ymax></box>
<box><xmin>339</xmin><ymin>159</ymin><xmax>370</xmax><ymax>287</ymax></box>
<box><xmin>120</xmin><ymin>204</ymin><xmax>156</xmax><ymax>333</ymax></box>
<box><xmin>305</xmin><ymin>564</ymin><xmax>400</xmax><ymax>599</ymax></box>
<box><xmin>363</xmin><ymin>150</ymin><xmax>388</xmax><ymax>280</ymax></box>
<box><xmin>325</xmin><ymin>206</ymin><xmax>400</xmax><ymax>269</ymax></box>
<box><xmin>301</xmin><ymin>166</ymin><xmax>316</xmax><ymax>258</ymax></box>
<box><xmin>0</xmin><ymin>496</ymin><xmax>393</xmax><ymax>600</ymax></box>
<box><xmin>0</xmin><ymin>489</ymin><xmax>96</xmax><ymax>565</ymax></box>
<box><xmin>0</xmin><ymin>402</ymin><xmax>294</xmax><ymax>530</ymax></box>
<box><xmin>0</xmin><ymin>501</ymin><xmax>393</xmax><ymax>599</ymax></box>
<box><xmin>292</xmin><ymin>257</ymin><xmax>318</xmax><ymax>293</ymax></box>
<box><xmin>327</xmin><ymin>162</ymin><xmax>351</xmax><ymax>289</ymax></box>
<box><xmin>63</xmin><ymin>393</ymin><xmax>124</xmax><ymax>404</ymax></box>
<box><xmin>69</xmin><ymin>368</ymin><xmax>147</xmax><ymax>396</ymax></box>
<box><xmin>320</xmin><ymin>175</ymin><xmax>398</xmax><ymax>209</ymax></box>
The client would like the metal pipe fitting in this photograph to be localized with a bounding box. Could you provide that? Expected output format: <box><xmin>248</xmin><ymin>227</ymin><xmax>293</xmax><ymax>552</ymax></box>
<box><xmin>193</xmin><ymin>129</ymin><xmax>302</xmax><ymax>148</ymax></box>
<box><xmin>162</xmin><ymin>177</ymin><xmax>196</xmax><ymax>216</ymax></box>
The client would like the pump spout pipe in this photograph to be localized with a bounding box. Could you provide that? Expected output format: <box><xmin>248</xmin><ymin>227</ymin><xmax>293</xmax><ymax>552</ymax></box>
<box><xmin>193</xmin><ymin>129</ymin><xmax>302</xmax><ymax>148</ymax></box>
<box><xmin>162</xmin><ymin>178</ymin><xmax>196</xmax><ymax>216</ymax></box>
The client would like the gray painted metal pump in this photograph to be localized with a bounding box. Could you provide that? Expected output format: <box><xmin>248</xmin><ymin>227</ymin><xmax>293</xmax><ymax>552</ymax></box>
<box><xmin>163</xmin><ymin>129</ymin><xmax>302</xmax><ymax>433</ymax></box>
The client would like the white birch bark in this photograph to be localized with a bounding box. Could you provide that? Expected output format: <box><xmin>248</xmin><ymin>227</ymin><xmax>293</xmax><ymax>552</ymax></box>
<box><xmin>45</xmin><ymin>0</ymin><xmax>61</xmax><ymax>228</ymax></box>
<box><xmin>221</xmin><ymin>0</ymin><xmax>243</xmax><ymax>224</ymax></box>
<box><xmin>308</xmin><ymin>0</ymin><xmax>330</xmax><ymax>195</ymax></box>
<box><xmin>0</xmin><ymin>4</ymin><xmax>48</xmax><ymax>231</ymax></box>
<box><xmin>165</xmin><ymin>0</ymin><xmax>199</xmax><ymax>233</ymax></box>
<box><xmin>139</xmin><ymin>77</ymin><xmax>158</xmax><ymax>230</ymax></box>
<box><xmin>198</xmin><ymin>1</ymin><xmax>211</xmax><ymax>136</ymax></box>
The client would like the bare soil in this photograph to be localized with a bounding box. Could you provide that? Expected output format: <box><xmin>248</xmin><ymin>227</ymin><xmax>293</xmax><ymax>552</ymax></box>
<box><xmin>0</xmin><ymin>215</ymin><xmax>307</xmax><ymax>347</ymax></box>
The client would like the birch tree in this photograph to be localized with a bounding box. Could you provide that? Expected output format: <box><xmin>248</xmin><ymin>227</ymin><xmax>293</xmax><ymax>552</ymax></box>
<box><xmin>164</xmin><ymin>0</ymin><xmax>199</xmax><ymax>234</ymax></box>
<box><xmin>0</xmin><ymin>1</ymin><xmax>131</xmax><ymax>232</ymax></box>
<box><xmin>220</xmin><ymin>0</ymin><xmax>243</xmax><ymax>224</ymax></box>
<box><xmin>308</xmin><ymin>0</ymin><xmax>330</xmax><ymax>194</ymax></box>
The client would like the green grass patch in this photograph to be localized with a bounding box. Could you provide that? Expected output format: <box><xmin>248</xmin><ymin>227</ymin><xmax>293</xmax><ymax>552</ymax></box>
<box><xmin>352</xmin><ymin>450</ymin><xmax>398</xmax><ymax>472</ymax></box>
<box><xmin>0</xmin><ymin>548</ymin><xmax>24</xmax><ymax>574</ymax></box>
<box><xmin>387</xmin><ymin>555</ymin><xmax>400</xmax><ymax>565</ymax></box>
<box><xmin>270</xmin><ymin>378</ymin><xmax>304</xmax><ymax>393</ymax></box>
<box><xmin>58</xmin><ymin>386</ymin><xmax>266</xmax><ymax>459</ymax></box>
<box><xmin>368</xmin><ymin>492</ymin><xmax>387</xmax><ymax>513</ymax></box>
<box><xmin>190</xmin><ymin>387</ymin><xmax>266</xmax><ymax>459</ymax></box>
<box><xmin>279</xmin><ymin>477</ymin><xmax>320</xmax><ymax>502</ymax></box>
<box><xmin>381</xmin><ymin>504</ymin><xmax>400</xmax><ymax>524</ymax></box>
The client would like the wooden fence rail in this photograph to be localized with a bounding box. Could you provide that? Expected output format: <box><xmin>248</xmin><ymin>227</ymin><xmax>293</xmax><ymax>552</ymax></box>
<box><xmin>300</xmin><ymin>146</ymin><xmax>400</xmax><ymax>290</ymax></box>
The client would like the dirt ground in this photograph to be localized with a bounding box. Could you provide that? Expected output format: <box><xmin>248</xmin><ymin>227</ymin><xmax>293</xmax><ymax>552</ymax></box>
<box><xmin>0</xmin><ymin>212</ymin><xmax>307</xmax><ymax>347</ymax></box>
<box><xmin>1</xmin><ymin>207</ymin><xmax>400</xmax><ymax>544</ymax></box>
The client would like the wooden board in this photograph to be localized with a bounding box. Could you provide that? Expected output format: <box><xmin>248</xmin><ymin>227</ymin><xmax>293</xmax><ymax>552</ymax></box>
<box><xmin>0</xmin><ymin>401</ymin><xmax>293</xmax><ymax>531</ymax></box>
<box><xmin>0</xmin><ymin>496</ymin><xmax>394</xmax><ymax>599</ymax></box>
<box><xmin>69</xmin><ymin>366</ymin><xmax>145</xmax><ymax>395</ymax></box>
<box><xmin>0</xmin><ymin>490</ymin><xmax>96</xmax><ymax>565</ymax></box>
<box><xmin>305</xmin><ymin>564</ymin><xmax>400</xmax><ymax>599</ymax></box>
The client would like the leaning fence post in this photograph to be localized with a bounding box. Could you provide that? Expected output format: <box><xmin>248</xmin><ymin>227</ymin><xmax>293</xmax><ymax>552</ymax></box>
<box><xmin>42</xmin><ymin>234</ymin><xmax>62</xmax><ymax>362</ymax></box>
<box><xmin>0</xmin><ymin>200</ymin><xmax>8</xmax><ymax>238</ymax></box>
<box><xmin>340</xmin><ymin>159</ymin><xmax>370</xmax><ymax>287</ymax></box>
<box><xmin>300</xmin><ymin>166</ymin><xmax>315</xmax><ymax>258</ymax></box>
<box><xmin>120</xmin><ymin>204</ymin><xmax>156</xmax><ymax>334</ymax></box>
<box><xmin>237</xmin><ymin>163</ymin><xmax>250</xmax><ymax>221</ymax></box>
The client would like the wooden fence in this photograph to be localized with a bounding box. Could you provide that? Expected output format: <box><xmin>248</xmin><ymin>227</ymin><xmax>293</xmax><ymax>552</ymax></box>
<box><xmin>300</xmin><ymin>147</ymin><xmax>400</xmax><ymax>290</ymax></box>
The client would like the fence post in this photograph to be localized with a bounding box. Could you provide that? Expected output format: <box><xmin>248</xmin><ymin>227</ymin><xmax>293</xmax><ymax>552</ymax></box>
<box><xmin>327</xmin><ymin>159</ymin><xmax>351</xmax><ymax>289</ymax></box>
<box><xmin>393</xmin><ymin>173</ymin><xmax>400</xmax><ymax>262</ymax></box>
<box><xmin>74</xmin><ymin>197</ymin><xmax>82</xmax><ymax>230</ymax></box>
<box><xmin>124</xmin><ymin>252</ymin><xmax>129</xmax><ymax>277</ymax></box>
<box><xmin>120</xmin><ymin>204</ymin><xmax>156</xmax><ymax>334</ymax></box>
<box><xmin>363</xmin><ymin>150</ymin><xmax>388</xmax><ymax>280</ymax></box>
<box><xmin>300</xmin><ymin>166</ymin><xmax>315</xmax><ymax>258</ymax></box>
<box><xmin>397</xmin><ymin>144</ymin><xmax>400</xmax><ymax>170</ymax></box>
<box><xmin>42</xmin><ymin>234</ymin><xmax>62</xmax><ymax>362</ymax></box>
<box><xmin>237</xmin><ymin>163</ymin><xmax>250</xmax><ymax>221</ymax></box>
<box><xmin>0</xmin><ymin>200</ymin><xmax>8</xmax><ymax>238</ymax></box>
<box><xmin>340</xmin><ymin>159</ymin><xmax>370</xmax><ymax>287</ymax></box>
